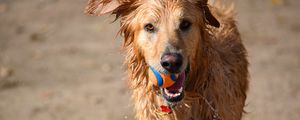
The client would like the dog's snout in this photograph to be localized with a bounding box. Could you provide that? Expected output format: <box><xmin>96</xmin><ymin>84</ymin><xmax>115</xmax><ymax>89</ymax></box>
<box><xmin>160</xmin><ymin>53</ymin><xmax>183</xmax><ymax>73</ymax></box>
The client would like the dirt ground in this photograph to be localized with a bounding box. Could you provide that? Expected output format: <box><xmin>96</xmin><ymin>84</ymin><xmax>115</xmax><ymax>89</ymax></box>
<box><xmin>0</xmin><ymin>0</ymin><xmax>299</xmax><ymax>120</ymax></box>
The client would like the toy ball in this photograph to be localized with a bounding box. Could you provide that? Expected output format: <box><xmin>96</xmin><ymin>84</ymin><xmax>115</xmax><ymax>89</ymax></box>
<box><xmin>148</xmin><ymin>66</ymin><xmax>178</xmax><ymax>88</ymax></box>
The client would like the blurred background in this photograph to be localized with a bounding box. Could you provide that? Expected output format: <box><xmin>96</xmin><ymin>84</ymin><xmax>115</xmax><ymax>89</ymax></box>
<box><xmin>0</xmin><ymin>0</ymin><xmax>299</xmax><ymax>120</ymax></box>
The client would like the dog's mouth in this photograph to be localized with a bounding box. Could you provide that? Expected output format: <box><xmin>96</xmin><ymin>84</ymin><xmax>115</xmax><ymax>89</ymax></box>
<box><xmin>161</xmin><ymin>72</ymin><xmax>185</xmax><ymax>103</ymax></box>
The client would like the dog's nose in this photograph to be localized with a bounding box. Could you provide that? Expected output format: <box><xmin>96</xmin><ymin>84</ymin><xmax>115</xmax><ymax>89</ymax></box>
<box><xmin>160</xmin><ymin>53</ymin><xmax>183</xmax><ymax>73</ymax></box>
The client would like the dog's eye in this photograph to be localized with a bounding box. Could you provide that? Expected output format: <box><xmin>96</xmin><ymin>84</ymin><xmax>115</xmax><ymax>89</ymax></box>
<box><xmin>179</xmin><ymin>20</ymin><xmax>192</xmax><ymax>31</ymax></box>
<box><xmin>144</xmin><ymin>23</ymin><xmax>155</xmax><ymax>33</ymax></box>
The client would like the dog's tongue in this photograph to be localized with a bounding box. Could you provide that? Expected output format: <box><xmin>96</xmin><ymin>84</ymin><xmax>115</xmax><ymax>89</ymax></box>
<box><xmin>166</xmin><ymin>72</ymin><xmax>185</xmax><ymax>92</ymax></box>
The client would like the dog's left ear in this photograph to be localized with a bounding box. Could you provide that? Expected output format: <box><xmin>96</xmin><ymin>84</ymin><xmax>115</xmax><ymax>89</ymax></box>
<box><xmin>85</xmin><ymin>0</ymin><xmax>121</xmax><ymax>16</ymax></box>
<box><xmin>201</xmin><ymin>0</ymin><xmax>220</xmax><ymax>28</ymax></box>
<box><xmin>203</xmin><ymin>6</ymin><xmax>220</xmax><ymax>28</ymax></box>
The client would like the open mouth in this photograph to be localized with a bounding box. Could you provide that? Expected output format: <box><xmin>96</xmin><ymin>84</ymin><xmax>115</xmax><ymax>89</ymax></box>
<box><xmin>161</xmin><ymin>72</ymin><xmax>185</xmax><ymax>103</ymax></box>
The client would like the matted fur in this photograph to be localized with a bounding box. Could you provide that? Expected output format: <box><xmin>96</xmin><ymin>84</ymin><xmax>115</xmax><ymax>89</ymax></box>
<box><xmin>85</xmin><ymin>0</ymin><xmax>248</xmax><ymax>120</ymax></box>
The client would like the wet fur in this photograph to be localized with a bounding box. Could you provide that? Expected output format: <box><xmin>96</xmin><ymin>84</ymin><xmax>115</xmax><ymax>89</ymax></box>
<box><xmin>86</xmin><ymin>0</ymin><xmax>248</xmax><ymax>120</ymax></box>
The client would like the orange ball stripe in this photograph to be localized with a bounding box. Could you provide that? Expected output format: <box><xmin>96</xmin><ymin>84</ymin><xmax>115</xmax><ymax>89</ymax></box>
<box><xmin>149</xmin><ymin>66</ymin><xmax>177</xmax><ymax>88</ymax></box>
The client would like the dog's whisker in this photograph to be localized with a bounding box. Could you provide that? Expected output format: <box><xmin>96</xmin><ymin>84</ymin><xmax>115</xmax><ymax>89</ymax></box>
<box><xmin>184</xmin><ymin>103</ymin><xmax>191</xmax><ymax>109</ymax></box>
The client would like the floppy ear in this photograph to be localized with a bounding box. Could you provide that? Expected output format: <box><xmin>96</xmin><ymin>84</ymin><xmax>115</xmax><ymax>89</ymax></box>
<box><xmin>202</xmin><ymin>5</ymin><xmax>220</xmax><ymax>28</ymax></box>
<box><xmin>202</xmin><ymin>0</ymin><xmax>220</xmax><ymax>28</ymax></box>
<box><xmin>85</xmin><ymin>0</ymin><xmax>121</xmax><ymax>16</ymax></box>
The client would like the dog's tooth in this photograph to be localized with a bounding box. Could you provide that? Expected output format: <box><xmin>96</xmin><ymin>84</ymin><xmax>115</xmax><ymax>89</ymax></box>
<box><xmin>179</xmin><ymin>87</ymin><xmax>183</xmax><ymax>93</ymax></box>
<box><xmin>165</xmin><ymin>89</ymin><xmax>171</xmax><ymax>96</ymax></box>
<box><xmin>164</xmin><ymin>89</ymin><xmax>168</xmax><ymax>94</ymax></box>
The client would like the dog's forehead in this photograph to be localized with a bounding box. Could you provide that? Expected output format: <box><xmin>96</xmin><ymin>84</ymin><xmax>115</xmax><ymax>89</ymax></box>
<box><xmin>137</xmin><ymin>0</ymin><xmax>200</xmax><ymax>22</ymax></box>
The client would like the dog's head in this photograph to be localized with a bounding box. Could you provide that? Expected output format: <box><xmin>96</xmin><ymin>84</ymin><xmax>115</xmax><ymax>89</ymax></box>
<box><xmin>86</xmin><ymin>0</ymin><xmax>219</xmax><ymax>103</ymax></box>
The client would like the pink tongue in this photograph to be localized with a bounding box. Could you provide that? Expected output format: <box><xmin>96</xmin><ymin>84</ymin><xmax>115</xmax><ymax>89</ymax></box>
<box><xmin>166</xmin><ymin>72</ymin><xmax>185</xmax><ymax>92</ymax></box>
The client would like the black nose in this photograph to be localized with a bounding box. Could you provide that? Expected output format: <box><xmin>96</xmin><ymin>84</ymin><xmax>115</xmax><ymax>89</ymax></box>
<box><xmin>160</xmin><ymin>53</ymin><xmax>183</xmax><ymax>73</ymax></box>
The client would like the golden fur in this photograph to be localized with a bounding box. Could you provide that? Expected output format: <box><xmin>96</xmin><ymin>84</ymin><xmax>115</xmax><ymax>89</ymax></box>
<box><xmin>85</xmin><ymin>0</ymin><xmax>248</xmax><ymax>120</ymax></box>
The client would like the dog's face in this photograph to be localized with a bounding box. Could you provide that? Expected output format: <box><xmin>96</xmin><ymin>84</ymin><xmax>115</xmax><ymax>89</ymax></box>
<box><xmin>134</xmin><ymin>1</ymin><xmax>204</xmax><ymax>103</ymax></box>
<box><xmin>86</xmin><ymin>0</ymin><xmax>219</xmax><ymax>104</ymax></box>
<box><xmin>135</xmin><ymin>1</ymin><xmax>200</xmax><ymax>74</ymax></box>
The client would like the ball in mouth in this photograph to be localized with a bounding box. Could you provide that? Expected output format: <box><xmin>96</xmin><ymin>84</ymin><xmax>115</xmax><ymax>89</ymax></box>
<box><xmin>148</xmin><ymin>66</ymin><xmax>186</xmax><ymax>103</ymax></box>
<box><xmin>148</xmin><ymin>66</ymin><xmax>178</xmax><ymax>88</ymax></box>
<box><xmin>161</xmin><ymin>72</ymin><xmax>185</xmax><ymax>103</ymax></box>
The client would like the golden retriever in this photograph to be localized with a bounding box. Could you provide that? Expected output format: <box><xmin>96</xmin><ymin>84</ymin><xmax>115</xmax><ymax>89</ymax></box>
<box><xmin>85</xmin><ymin>0</ymin><xmax>249</xmax><ymax>119</ymax></box>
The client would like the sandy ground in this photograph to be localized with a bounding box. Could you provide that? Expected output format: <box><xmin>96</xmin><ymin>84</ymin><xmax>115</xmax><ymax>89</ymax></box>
<box><xmin>0</xmin><ymin>0</ymin><xmax>299</xmax><ymax>120</ymax></box>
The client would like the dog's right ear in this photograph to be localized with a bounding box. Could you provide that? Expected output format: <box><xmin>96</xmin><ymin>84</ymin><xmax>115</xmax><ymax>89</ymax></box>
<box><xmin>85</xmin><ymin>0</ymin><xmax>121</xmax><ymax>16</ymax></box>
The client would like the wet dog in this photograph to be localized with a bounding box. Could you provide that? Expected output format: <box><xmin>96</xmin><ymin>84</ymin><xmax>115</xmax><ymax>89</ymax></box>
<box><xmin>85</xmin><ymin>0</ymin><xmax>248</xmax><ymax>119</ymax></box>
